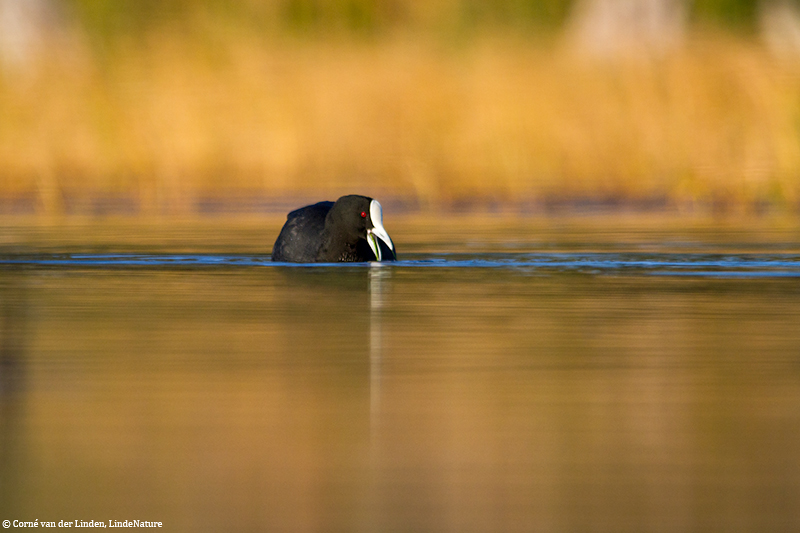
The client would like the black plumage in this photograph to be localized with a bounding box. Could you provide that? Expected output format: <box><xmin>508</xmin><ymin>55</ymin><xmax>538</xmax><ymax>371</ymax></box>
<box><xmin>271</xmin><ymin>195</ymin><xmax>397</xmax><ymax>263</ymax></box>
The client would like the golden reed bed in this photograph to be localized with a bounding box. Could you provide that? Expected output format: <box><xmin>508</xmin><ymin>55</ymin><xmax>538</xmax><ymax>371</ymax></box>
<box><xmin>2</xmin><ymin>28</ymin><xmax>799</xmax><ymax>215</ymax></box>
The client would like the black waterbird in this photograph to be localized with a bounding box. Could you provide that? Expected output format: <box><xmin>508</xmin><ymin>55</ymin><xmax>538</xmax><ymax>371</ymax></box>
<box><xmin>271</xmin><ymin>195</ymin><xmax>397</xmax><ymax>263</ymax></box>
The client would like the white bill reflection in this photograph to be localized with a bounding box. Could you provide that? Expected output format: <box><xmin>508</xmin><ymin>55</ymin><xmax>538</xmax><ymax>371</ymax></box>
<box><xmin>369</xmin><ymin>263</ymin><xmax>390</xmax><ymax>426</ymax></box>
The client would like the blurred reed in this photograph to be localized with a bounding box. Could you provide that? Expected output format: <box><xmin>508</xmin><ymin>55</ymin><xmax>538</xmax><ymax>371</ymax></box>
<box><xmin>1</xmin><ymin>0</ymin><xmax>799</xmax><ymax>215</ymax></box>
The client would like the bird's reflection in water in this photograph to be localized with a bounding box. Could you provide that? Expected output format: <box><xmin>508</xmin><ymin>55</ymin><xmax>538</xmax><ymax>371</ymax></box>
<box><xmin>270</xmin><ymin>265</ymin><xmax>389</xmax><ymax>418</ymax></box>
<box><xmin>272</xmin><ymin>263</ymin><xmax>390</xmax><ymax>425</ymax></box>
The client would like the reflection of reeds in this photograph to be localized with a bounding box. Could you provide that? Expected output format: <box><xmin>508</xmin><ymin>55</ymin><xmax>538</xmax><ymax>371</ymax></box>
<box><xmin>1</xmin><ymin>31</ymin><xmax>799</xmax><ymax>214</ymax></box>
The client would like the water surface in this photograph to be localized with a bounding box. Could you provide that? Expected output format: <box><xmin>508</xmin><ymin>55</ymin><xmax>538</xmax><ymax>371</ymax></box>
<box><xmin>1</xmin><ymin>217</ymin><xmax>800</xmax><ymax>532</ymax></box>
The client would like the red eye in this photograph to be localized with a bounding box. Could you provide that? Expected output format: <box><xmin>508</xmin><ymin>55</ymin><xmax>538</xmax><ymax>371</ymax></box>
<box><xmin>360</xmin><ymin>211</ymin><xmax>367</xmax><ymax>218</ymax></box>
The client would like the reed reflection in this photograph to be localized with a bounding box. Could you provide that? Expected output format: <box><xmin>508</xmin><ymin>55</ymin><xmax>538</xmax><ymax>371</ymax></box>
<box><xmin>0</xmin><ymin>269</ymin><xmax>29</xmax><ymax>515</ymax></box>
<box><xmin>0</xmin><ymin>232</ymin><xmax>798</xmax><ymax>530</ymax></box>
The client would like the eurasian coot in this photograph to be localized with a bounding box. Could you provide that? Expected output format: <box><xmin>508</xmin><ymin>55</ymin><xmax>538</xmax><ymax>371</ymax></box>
<box><xmin>271</xmin><ymin>195</ymin><xmax>397</xmax><ymax>263</ymax></box>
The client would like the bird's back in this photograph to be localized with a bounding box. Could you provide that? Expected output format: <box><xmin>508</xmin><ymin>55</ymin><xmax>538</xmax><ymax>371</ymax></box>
<box><xmin>271</xmin><ymin>201</ymin><xmax>334</xmax><ymax>262</ymax></box>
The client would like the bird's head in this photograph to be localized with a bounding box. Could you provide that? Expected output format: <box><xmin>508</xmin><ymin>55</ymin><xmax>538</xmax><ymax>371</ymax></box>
<box><xmin>330</xmin><ymin>195</ymin><xmax>397</xmax><ymax>261</ymax></box>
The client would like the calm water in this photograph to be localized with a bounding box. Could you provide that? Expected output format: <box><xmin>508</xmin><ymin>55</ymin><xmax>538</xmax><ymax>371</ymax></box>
<box><xmin>1</xmin><ymin>217</ymin><xmax>800</xmax><ymax>532</ymax></box>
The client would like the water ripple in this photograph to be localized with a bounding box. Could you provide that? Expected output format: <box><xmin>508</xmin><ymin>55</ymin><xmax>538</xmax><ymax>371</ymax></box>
<box><xmin>2</xmin><ymin>252</ymin><xmax>800</xmax><ymax>277</ymax></box>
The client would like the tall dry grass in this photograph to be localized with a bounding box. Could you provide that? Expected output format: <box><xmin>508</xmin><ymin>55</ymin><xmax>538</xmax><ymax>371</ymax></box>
<box><xmin>2</xmin><ymin>28</ymin><xmax>800</xmax><ymax>214</ymax></box>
